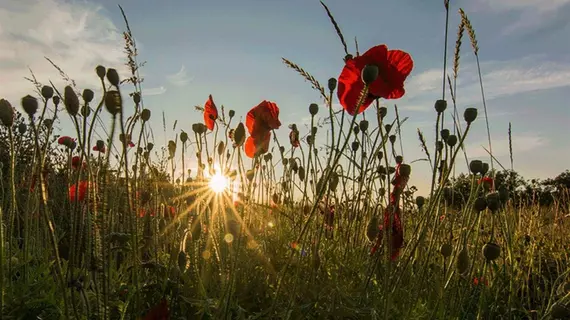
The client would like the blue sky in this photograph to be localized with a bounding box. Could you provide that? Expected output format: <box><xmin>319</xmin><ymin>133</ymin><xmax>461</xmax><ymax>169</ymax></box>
<box><xmin>0</xmin><ymin>0</ymin><xmax>569</xmax><ymax>194</ymax></box>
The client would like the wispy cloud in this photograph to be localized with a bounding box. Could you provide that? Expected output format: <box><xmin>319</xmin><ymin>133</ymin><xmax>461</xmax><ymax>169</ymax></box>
<box><xmin>465</xmin><ymin>132</ymin><xmax>548</xmax><ymax>159</ymax></box>
<box><xmin>166</xmin><ymin>65</ymin><xmax>192</xmax><ymax>87</ymax></box>
<box><xmin>144</xmin><ymin>86</ymin><xmax>167</xmax><ymax>96</ymax></box>
<box><xmin>404</xmin><ymin>55</ymin><xmax>570</xmax><ymax>107</ymax></box>
<box><xmin>0</xmin><ymin>0</ymin><xmax>126</xmax><ymax>102</ymax></box>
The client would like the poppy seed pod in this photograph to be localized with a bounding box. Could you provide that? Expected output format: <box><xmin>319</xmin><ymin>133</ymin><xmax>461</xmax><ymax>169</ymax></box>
<box><xmin>106</xmin><ymin>68</ymin><xmax>120</xmax><ymax>87</ymax></box>
<box><xmin>312</xmin><ymin>126</ymin><xmax>317</xmax><ymax>136</ymax></box>
<box><xmin>328</xmin><ymin>78</ymin><xmax>337</xmax><ymax>92</ymax></box>
<box><xmin>104</xmin><ymin>90</ymin><xmax>121</xmax><ymax>115</ymax></box>
<box><xmin>96</xmin><ymin>140</ymin><xmax>105</xmax><ymax>150</ymax></box>
<box><xmin>141</xmin><ymin>109</ymin><xmax>151</xmax><ymax>122</ymax></box>
<box><xmin>366</xmin><ymin>216</ymin><xmax>379</xmax><ymax>243</ymax></box>
<box><xmin>474</xmin><ymin>197</ymin><xmax>487</xmax><ymax>212</ymax></box>
<box><xmin>351</xmin><ymin>141</ymin><xmax>359</xmax><ymax>152</ymax></box>
<box><xmin>376</xmin><ymin>151</ymin><xmax>383</xmax><ymax>160</ymax></box>
<box><xmin>399</xmin><ymin>164</ymin><xmax>411</xmax><ymax>177</ymax></box>
<box><xmin>361</xmin><ymin>64</ymin><xmax>379</xmax><ymax>85</ymax></box>
<box><xmin>132</xmin><ymin>92</ymin><xmax>141</xmax><ymax>104</ymax></box>
<box><xmin>309</xmin><ymin>103</ymin><xmax>319</xmax><ymax>116</ymax></box>
<box><xmin>440</xmin><ymin>243</ymin><xmax>453</xmax><ymax>258</ymax></box>
<box><xmin>447</xmin><ymin>135</ymin><xmax>458</xmax><ymax>147</ymax></box>
<box><xmin>217</xmin><ymin>141</ymin><xmax>225</xmax><ymax>156</ymax></box>
<box><xmin>246</xmin><ymin>169</ymin><xmax>255</xmax><ymax>181</ymax></box>
<box><xmin>234</xmin><ymin>123</ymin><xmax>246</xmax><ymax>146</ymax></box>
<box><xmin>469</xmin><ymin>160</ymin><xmax>483</xmax><ymax>175</ymax></box>
<box><xmin>389</xmin><ymin>135</ymin><xmax>396</xmax><ymax>144</ymax></box>
<box><xmin>457</xmin><ymin>247</ymin><xmax>469</xmax><ymax>275</ymax></box>
<box><xmin>225</xmin><ymin>109</ymin><xmax>234</xmax><ymax>118</ymax></box>
<box><xmin>482</xmin><ymin>242</ymin><xmax>501</xmax><ymax>261</ymax></box>
<box><xmin>81</xmin><ymin>104</ymin><xmax>91</xmax><ymax>117</ymax></box>
<box><xmin>359</xmin><ymin>120</ymin><xmax>369</xmax><ymax>132</ymax></box>
<box><xmin>385</xmin><ymin>124</ymin><xmax>392</xmax><ymax>133</ymax></box>
<box><xmin>180</xmin><ymin>131</ymin><xmax>188</xmax><ymax>143</ymax></box>
<box><xmin>353</xmin><ymin>125</ymin><xmax>360</xmax><ymax>135</ymax></box>
<box><xmin>95</xmin><ymin>65</ymin><xmax>106</xmax><ymax>79</ymax></box>
<box><xmin>440</xmin><ymin>129</ymin><xmax>450</xmax><ymax>141</ymax></box>
<box><xmin>43</xmin><ymin>118</ymin><xmax>53</xmax><ymax>129</ymax></box>
<box><xmin>306</xmin><ymin>135</ymin><xmax>314</xmax><ymax>145</ymax></box>
<box><xmin>379</xmin><ymin>107</ymin><xmax>388</xmax><ymax>119</ymax></box>
<box><xmin>41</xmin><ymin>86</ymin><xmax>54</xmax><ymax>99</ymax></box>
<box><xmin>435</xmin><ymin>99</ymin><xmax>447</xmax><ymax>113</ymax></box>
<box><xmin>53</xmin><ymin>96</ymin><xmax>60</xmax><ymax>106</ymax></box>
<box><xmin>21</xmin><ymin>95</ymin><xmax>39</xmax><ymax>116</ymax></box>
<box><xmin>464</xmin><ymin>107</ymin><xmax>478</xmax><ymax>124</ymax></box>
<box><xmin>416</xmin><ymin>196</ymin><xmax>425</xmax><ymax>208</ymax></box>
<box><xmin>279</xmin><ymin>146</ymin><xmax>285</xmax><ymax>154</ymax></box>
<box><xmin>395</xmin><ymin>155</ymin><xmax>403</xmax><ymax>164</ymax></box>
<box><xmin>18</xmin><ymin>123</ymin><xmax>27</xmax><ymax>134</ymax></box>
<box><xmin>481</xmin><ymin>162</ymin><xmax>489</xmax><ymax>175</ymax></box>
<box><xmin>0</xmin><ymin>99</ymin><xmax>15</xmax><ymax>126</ymax></box>
<box><xmin>486</xmin><ymin>192</ymin><xmax>500</xmax><ymax>212</ymax></box>
<box><xmin>298</xmin><ymin>166</ymin><xmax>305</xmax><ymax>181</ymax></box>
<box><xmin>329</xmin><ymin>171</ymin><xmax>339</xmax><ymax>191</ymax></box>
<box><xmin>82</xmin><ymin>89</ymin><xmax>94</xmax><ymax>103</ymax></box>
<box><xmin>436</xmin><ymin>141</ymin><xmax>444</xmax><ymax>152</ymax></box>
<box><xmin>147</xmin><ymin>142</ymin><xmax>154</xmax><ymax>151</ymax></box>
<box><xmin>264</xmin><ymin>153</ymin><xmax>272</xmax><ymax>162</ymax></box>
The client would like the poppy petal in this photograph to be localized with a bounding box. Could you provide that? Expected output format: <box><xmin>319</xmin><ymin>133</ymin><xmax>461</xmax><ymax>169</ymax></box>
<box><xmin>245</xmin><ymin>136</ymin><xmax>257</xmax><ymax>158</ymax></box>
<box><xmin>387</xmin><ymin>50</ymin><xmax>414</xmax><ymax>78</ymax></box>
<box><xmin>204</xmin><ymin>95</ymin><xmax>218</xmax><ymax>131</ymax></box>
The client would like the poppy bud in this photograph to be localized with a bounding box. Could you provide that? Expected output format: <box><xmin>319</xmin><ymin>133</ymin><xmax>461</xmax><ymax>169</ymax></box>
<box><xmin>298</xmin><ymin>166</ymin><xmax>305</xmax><ymax>181</ymax></box>
<box><xmin>329</xmin><ymin>171</ymin><xmax>339</xmax><ymax>191</ymax></box>
<box><xmin>440</xmin><ymin>129</ymin><xmax>450</xmax><ymax>141</ymax></box>
<box><xmin>309</xmin><ymin>103</ymin><xmax>319</xmax><ymax>116</ymax></box>
<box><xmin>96</xmin><ymin>140</ymin><xmax>105</xmax><ymax>151</ymax></box>
<box><xmin>358</xmin><ymin>120</ymin><xmax>369</xmax><ymax>132</ymax></box>
<box><xmin>264</xmin><ymin>153</ymin><xmax>272</xmax><ymax>162</ymax></box>
<box><xmin>18</xmin><ymin>123</ymin><xmax>27</xmax><ymax>134</ymax></box>
<box><xmin>351</xmin><ymin>141</ymin><xmax>359</xmax><ymax>152</ymax></box>
<box><xmin>147</xmin><ymin>142</ymin><xmax>154</xmax><ymax>151</ymax></box>
<box><xmin>395</xmin><ymin>155</ymin><xmax>403</xmax><ymax>164</ymax></box>
<box><xmin>168</xmin><ymin>140</ymin><xmax>176</xmax><ymax>159</ymax></box>
<box><xmin>353</xmin><ymin>125</ymin><xmax>360</xmax><ymax>135</ymax></box>
<box><xmin>469</xmin><ymin>160</ymin><xmax>483</xmax><ymax>175</ymax></box>
<box><xmin>81</xmin><ymin>104</ymin><xmax>91</xmax><ymax>117</ymax></box>
<box><xmin>95</xmin><ymin>65</ymin><xmax>106</xmax><ymax>80</ymax></box>
<box><xmin>180</xmin><ymin>131</ymin><xmax>188</xmax><ymax>143</ymax></box>
<box><xmin>474</xmin><ymin>197</ymin><xmax>487</xmax><ymax>212</ymax></box>
<box><xmin>434</xmin><ymin>99</ymin><xmax>447</xmax><ymax>113</ymax></box>
<box><xmin>217</xmin><ymin>142</ymin><xmax>225</xmax><ymax>156</ymax></box>
<box><xmin>366</xmin><ymin>216</ymin><xmax>379</xmax><ymax>242</ymax></box>
<box><xmin>361</xmin><ymin>64</ymin><xmax>379</xmax><ymax>85</ymax></box>
<box><xmin>416</xmin><ymin>196</ymin><xmax>425</xmax><ymax>208</ymax></box>
<box><xmin>234</xmin><ymin>123</ymin><xmax>245</xmax><ymax>146</ymax></box>
<box><xmin>457</xmin><ymin>246</ymin><xmax>469</xmax><ymax>275</ymax></box>
<box><xmin>106</xmin><ymin>68</ymin><xmax>120</xmax><ymax>87</ymax></box>
<box><xmin>133</xmin><ymin>92</ymin><xmax>141</xmax><ymax>104</ymax></box>
<box><xmin>306</xmin><ymin>135</ymin><xmax>314</xmax><ymax>145</ymax></box>
<box><xmin>447</xmin><ymin>135</ymin><xmax>458</xmax><ymax>147</ymax></box>
<box><xmin>177</xmin><ymin>251</ymin><xmax>187</xmax><ymax>272</ymax></box>
<box><xmin>82</xmin><ymin>89</ymin><xmax>94</xmax><ymax>103</ymax></box>
<box><xmin>21</xmin><ymin>95</ymin><xmax>38</xmax><ymax>116</ymax></box>
<box><xmin>229</xmin><ymin>110</ymin><xmax>235</xmax><ymax>118</ymax></box>
<box><xmin>104</xmin><ymin>91</ymin><xmax>122</xmax><ymax>115</ymax></box>
<box><xmin>399</xmin><ymin>164</ymin><xmax>411</xmax><ymax>177</ymax></box>
<box><xmin>43</xmin><ymin>118</ymin><xmax>53</xmax><ymax>129</ymax></box>
<box><xmin>376</xmin><ymin>151</ymin><xmax>383</xmax><ymax>160</ymax></box>
<box><xmin>53</xmin><ymin>96</ymin><xmax>60</xmax><ymax>106</ymax></box>
<box><xmin>440</xmin><ymin>243</ymin><xmax>452</xmax><ymax>258</ymax></box>
<box><xmin>486</xmin><ymin>192</ymin><xmax>500</xmax><ymax>212</ymax></box>
<box><xmin>290</xmin><ymin>159</ymin><xmax>298</xmax><ymax>172</ymax></box>
<box><xmin>41</xmin><ymin>86</ymin><xmax>54</xmax><ymax>99</ymax></box>
<box><xmin>481</xmin><ymin>163</ymin><xmax>489</xmax><ymax>175</ymax></box>
<box><xmin>282</xmin><ymin>158</ymin><xmax>288</xmax><ymax>166</ymax></box>
<box><xmin>377</xmin><ymin>165</ymin><xmax>387</xmax><ymax>175</ymax></box>
<box><xmin>385</xmin><ymin>124</ymin><xmax>392</xmax><ymax>133</ymax></box>
<box><xmin>141</xmin><ymin>109</ymin><xmax>151</xmax><ymax>122</ymax></box>
<box><xmin>482</xmin><ymin>242</ymin><xmax>500</xmax><ymax>261</ymax></box>
<box><xmin>328</xmin><ymin>78</ymin><xmax>337</xmax><ymax>92</ymax></box>
<box><xmin>0</xmin><ymin>99</ymin><xmax>14</xmax><ymax>127</ymax></box>
<box><xmin>379</xmin><ymin>107</ymin><xmax>387</xmax><ymax>119</ymax></box>
<box><xmin>389</xmin><ymin>135</ymin><xmax>396</xmax><ymax>144</ymax></box>
<box><xmin>464</xmin><ymin>107</ymin><xmax>477</xmax><ymax>124</ymax></box>
<box><xmin>63</xmin><ymin>86</ymin><xmax>80</xmax><ymax>116</ymax></box>
<box><xmin>279</xmin><ymin>146</ymin><xmax>285</xmax><ymax>154</ymax></box>
<box><xmin>246</xmin><ymin>169</ymin><xmax>255</xmax><ymax>181</ymax></box>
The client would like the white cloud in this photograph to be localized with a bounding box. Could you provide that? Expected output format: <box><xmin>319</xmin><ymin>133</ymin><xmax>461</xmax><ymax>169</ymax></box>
<box><xmin>0</xmin><ymin>0</ymin><xmax>128</xmax><ymax>103</ymax></box>
<box><xmin>465</xmin><ymin>133</ymin><xmax>548</xmax><ymax>158</ymax></box>
<box><xmin>166</xmin><ymin>65</ymin><xmax>192</xmax><ymax>87</ymax></box>
<box><xmin>144</xmin><ymin>86</ymin><xmax>167</xmax><ymax>96</ymax></box>
<box><xmin>404</xmin><ymin>55</ymin><xmax>570</xmax><ymax>105</ymax></box>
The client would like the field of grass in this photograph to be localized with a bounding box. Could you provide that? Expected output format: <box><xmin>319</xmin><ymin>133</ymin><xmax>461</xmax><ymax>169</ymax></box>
<box><xmin>0</xmin><ymin>2</ymin><xmax>569</xmax><ymax>320</ymax></box>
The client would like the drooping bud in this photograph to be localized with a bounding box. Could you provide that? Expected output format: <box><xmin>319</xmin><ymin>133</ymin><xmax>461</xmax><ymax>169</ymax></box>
<box><xmin>435</xmin><ymin>100</ymin><xmax>447</xmax><ymax>113</ymax></box>
<box><xmin>141</xmin><ymin>109</ymin><xmax>151</xmax><ymax>122</ymax></box>
<box><xmin>147</xmin><ymin>142</ymin><xmax>154</xmax><ymax>151</ymax></box>
<box><xmin>464</xmin><ymin>107</ymin><xmax>478</xmax><ymax>124</ymax></box>
<box><xmin>41</xmin><ymin>86</ymin><xmax>54</xmax><ymax>99</ymax></box>
<box><xmin>132</xmin><ymin>92</ymin><xmax>141</xmax><ymax>104</ymax></box>
<box><xmin>385</xmin><ymin>124</ymin><xmax>392</xmax><ymax>133</ymax></box>
<box><xmin>395</xmin><ymin>155</ymin><xmax>403</xmax><ymax>164</ymax></box>
<box><xmin>21</xmin><ymin>95</ymin><xmax>39</xmax><ymax>116</ymax></box>
<box><xmin>486</xmin><ymin>192</ymin><xmax>500</xmax><ymax>212</ymax></box>
<box><xmin>389</xmin><ymin>135</ymin><xmax>396</xmax><ymax>144</ymax></box>
<box><xmin>329</xmin><ymin>171</ymin><xmax>339</xmax><ymax>191</ymax></box>
<box><xmin>361</xmin><ymin>64</ymin><xmax>379</xmax><ymax>85</ymax></box>
<box><xmin>298</xmin><ymin>166</ymin><xmax>305</xmax><ymax>181</ymax></box>
<box><xmin>481</xmin><ymin>162</ymin><xmax>489</xmax><ymax>175</ymax></box>
<box><xmin>474</xmin><ymin>197</ymin><xmax>487</xmax><ymax>212</ymax></box>
<box><xmin>106</xmin><ymin>68</ymin><xmax>120</xmax><ymax>87</ymax></box>
<box><xmin>376</xmin><ymin>151</ymin><xmax>383</xmax><ymax>160</ymax></box>
<box><xmin>64</xmin><ymin>86</ymin><xmax>79</xmax><ymax>116</ymax></box>
<box><xmin>233</xmin><ymin>123</ymin><xmax>245</xmax><ymax>146</ymax></box>
<box><xmin>309</xmin><ymin>103</ymin><xmax>319</xmax><ymax>116</ymax></box>
<box><xmin>217</xmin><ymin>141</ymin><xmax>225</xmax><ymax>156</ymax></box>
<box><xmin>96</xmin><ymin>140</ymin><xmax>105</xmax><ymax>151</ymax></box>
<box><xmin>104</xmin><ymin>91</ymin><xmax>122</xmax><ymax>116</ymax></box>
<box><xmin>399</xmin><ymin>164</ymin><xmax>411</xmax><ymax>177</ymax></box>
<box><xmin>52</xmin><ymin>96</ymin><xmax>60</xmax><ymax>106</ymax></box>
<box><xmin>457</xmin><ymin>246</ymin><xmax>469</xmax><ymax>275</ymax></box>
<box><xmin>353</xmin><ymin>125</ymin><xmax>360</xmax><ymax>135</ymax></box>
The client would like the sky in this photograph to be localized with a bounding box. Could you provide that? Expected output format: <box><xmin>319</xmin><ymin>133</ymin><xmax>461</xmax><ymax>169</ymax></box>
<box><xmin>0</xmin><ymin>0</ymin><xmax>569</xmax><ymax>195</ymax></box>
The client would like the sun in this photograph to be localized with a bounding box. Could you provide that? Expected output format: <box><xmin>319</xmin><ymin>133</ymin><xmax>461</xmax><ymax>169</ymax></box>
<box><xmin>209</xmin><ymin>172</ymin><xmax>229</xmax><ymax>193</ymax></box>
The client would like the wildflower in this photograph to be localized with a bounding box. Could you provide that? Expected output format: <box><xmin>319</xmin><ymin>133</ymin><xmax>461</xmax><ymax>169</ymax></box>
<box><xmin>58</xmin><ymin>136</ymin><xmax>76</xmax><ymax>149</ymax></box>
<box><xmin>337</xmin><ymin>45</ymin><xmax>413</xmax><ymax>115</ymax></box>
<box><xmin>203</xmin><ymin>94</ymin><xmax>218</xmax><ymax>131</ymax></box>
<box><xmin>139</xmin><ymin>209</ymin><xmax>156</xmax><ymax>218</ymax></box>
<box><xmin>119</xmin><ymin>133</ymin><xmax>135</xmax><ymax>148</ymax></box>
<box><xmin>289</xmin><ymin>124</ymin><xmax>300</xmax><ymax>148</ymax></box>
<box><xmin>69</xmin><ymin>181</ymin><xmax>92</xmax><ymax>202</ymax></box>
<box><xmin>93</xmin><ymin>140</ymin><xmax>106</xmax><ymax>153</ymax></box>
<box><xmin>473</xmin><ymin>277</ymin><xmax>488</xmax><ymax>286</ymax></box>
<box><xmin>244</xmin><ymin>100</ymin><xmax>281</xmax><ymax>158</ymax></box>
<box><xmin>164</xmin><ymin>205</ymin><xmax>176</xmax><ymax>219</ymax></box>
<box><xmin>71</xmin><ymin>156</ymin><xmax>81</xmax><ymax>169</ymax></box>
<box><xmin>478</xmin><ymin>176</ymin><xmax>494</xmax><ymax>191</ymax></box>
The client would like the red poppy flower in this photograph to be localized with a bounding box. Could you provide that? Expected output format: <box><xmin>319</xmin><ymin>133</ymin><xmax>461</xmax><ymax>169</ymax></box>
<box><xmin>244</xmin><ymin>100</ymin><xmax>281</xmax><ymax>158</ymax></box>
<box><xmin>58</xmin><ymin>136</ymin><xmax>76</xmax><ymax>149</ymax></box>
<box><xmin>478</xmin><ymin>176</ymin><xmax>494</xmax><ymax>191</ymax></box>
<box><xmin>69</xmin><ymin>181</ymin><xmax>91</xmax><ymax>202</ymax></box>
<box><xmin>338</xmin><ymin>45</ymin><xmax>413</xmax><ymax>115</ymax></box>
<box><xmin>92</xmin><ymin>145</ymin><xmax>106</xmax><ymax>153</ymax></box>
<box><xmin>142</xmin><ymin>298</ymin><xmax>169</xmax><ymax>320</ymax></box>
<box><xmin>71</xmin><ymin>156</ymin><xmax>81</xmax><ymax>169</ymax></box>
<box><xmin>164</xmin><ymin>205</ymin><xmax>176</xmax><ymax>219</ymax></box>
<box><xmin>203</xmin><ymin>94</ymin><xmax>218</xmax><ymax>131</ymax></box>
<box><xmin>139</xmin><ymin>208</ymin><xmax>156</xmax><ymax>218</ymax></box>
<box><xmin>473</xmin><ymin>277</ymin><xmax>488</xmax><ymax>286</ymax></box>
<box><xmin>119</xmin><ymin>133</ymin><xmax>135</xmax><ymax>148</ymax></box>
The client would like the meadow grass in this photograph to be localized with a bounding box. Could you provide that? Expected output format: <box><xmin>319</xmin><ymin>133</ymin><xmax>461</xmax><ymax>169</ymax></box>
<box><xmin>0</xmin><ymin>2</ymin><xmax>569</xmax><ymax>320</ymax></box>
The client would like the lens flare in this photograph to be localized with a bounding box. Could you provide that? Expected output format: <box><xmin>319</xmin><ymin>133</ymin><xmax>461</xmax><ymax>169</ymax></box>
<box><xmin>209</xmin><ymin>172</ymin><xmax>228</xmax><ymax>193</ymax></box>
